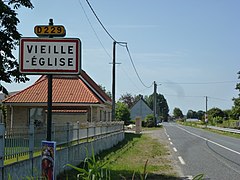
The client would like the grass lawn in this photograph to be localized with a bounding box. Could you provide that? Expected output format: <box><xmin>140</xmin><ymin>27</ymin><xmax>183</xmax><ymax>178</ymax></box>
<box><xmin>60</xmin><ymin>131</ymin><xmax>181</xmax><ymax>180</ymax></box>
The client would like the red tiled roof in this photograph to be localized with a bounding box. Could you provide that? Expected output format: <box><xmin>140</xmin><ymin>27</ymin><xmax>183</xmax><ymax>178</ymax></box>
<box><xmin>3</xmin><ymin>70</ymin><xmax>111</xmax><ymax>105</ymax></box>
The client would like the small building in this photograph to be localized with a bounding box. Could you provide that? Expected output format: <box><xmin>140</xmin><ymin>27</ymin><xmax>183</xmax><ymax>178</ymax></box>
<box><xmin>130</xmin><ymin>96</ymin><xmax>153</xmax><ymax>120</ymax></box>
<box><xmin>2</xmin><ymin>70</ymin><xmax>112</xmax><ymax>128</ymax></box>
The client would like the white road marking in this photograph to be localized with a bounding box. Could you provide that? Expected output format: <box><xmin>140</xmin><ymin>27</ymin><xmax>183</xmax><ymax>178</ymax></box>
<box><xmin>176</xmin><ymin>125</ymin><xmax>240</xmax><ymax>156</ymax></box>
<box><xmin>170</xmin><ymin>141</ymin><xmax>173</xmax><ymax>145</ymax></box>
<box><xmin>168</xmin><ymin>137</ymin><xmax>171</xmax><ymax>141</ymax></box>
<box><xmin>173</xmin><ymin>147</ymin><xmax>177</xmax><ymax>152</ymax></box>
<box><xmin>178</xmin><ymin>156</ymin><xmax>186</xmax><ymax>165</ymax></box>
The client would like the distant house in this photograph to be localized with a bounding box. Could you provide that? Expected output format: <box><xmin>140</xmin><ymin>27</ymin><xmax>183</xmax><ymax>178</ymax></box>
<box><xmin>130</xmin><ymin>96</ymin><xmax>153</xmax><ymax>120</ymax></box>
<box><xmin>2</xmin><ymin>70</ymin><xmax>112</xmax><ymax>128</ymax></box>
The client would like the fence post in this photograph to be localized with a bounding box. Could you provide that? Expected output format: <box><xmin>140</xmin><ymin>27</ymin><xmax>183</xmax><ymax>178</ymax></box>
<box><xmin>67</xmin><ymin>122</ymin><xmax>70</xmax><ymax>146</ymax></box>
<box><xmin>0</xmin><ymin>123</ymin><xmax>5</xmax><ymax>180</ymax></box>
<box><xmin>87</xmin><ymin>125</ymin><xmax>89</xmax><ymax>142</ymax></box>
<box><xmin>29</xmin><ymin>122</ymin><xmax>34</xmax><ymax>176</ymax></box>
<box><xmin>100</xmin><ymin>122</ymin><xmax>102</xmax><ymax>138</ymax></box>
<box><xmin>77</xmin><ymin>121</ymin><xmax>80</xmax><ymax>144</ymax></box>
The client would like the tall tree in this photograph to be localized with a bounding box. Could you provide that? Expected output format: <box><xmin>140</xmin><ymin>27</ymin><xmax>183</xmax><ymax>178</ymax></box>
<box><xmin>118</xmin><ymin>93</ymin><xmax>143</xmax><ymax>108</ymax></box>
<box><xmin>98</xmin><ymin>84</ymin><xmax>112</xmax><ymax>98</ymax></box>
<box><xmin>232</xmin><ymin>71</ymin><xmax>240</xmax><ymax>119</ymax></box>
<box><xmin>186</xmin><ymin>110</ymin><xmax>198</xmax><ymax>119</ymax></box>
<box><xmin>118</xmin><ymin>93</ymin><xmax>135</xmax><ymax>108</ymax></box>
<box><xmin>145</xmin><ymin>93</ymin><xmax>169</xmax><ymax>121</ymax></box>
<box><xmin>0</xmin><ymin>0</ymin><xmax>33</xmax><ymax>85</ymax></box>
<box><xmin>173</xmin><ymin>107</ymin><xmax>183</xmax><ymax>119</ymax></box>
<box><xmin>207</xmin><ymin>107</ymin><xmax>224</xmax><ymax>119</ymax></box>
<box><xmin>196</xmin><ymin>110</ymin><xmax>205</xmax><ymax>121</ymax></box>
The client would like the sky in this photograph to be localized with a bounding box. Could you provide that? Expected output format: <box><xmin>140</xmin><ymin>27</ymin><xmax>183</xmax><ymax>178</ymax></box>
<box><xmin>2</xmin><ymin>0</ymin><xmax>240</xmax><ymax>115</ymax></box>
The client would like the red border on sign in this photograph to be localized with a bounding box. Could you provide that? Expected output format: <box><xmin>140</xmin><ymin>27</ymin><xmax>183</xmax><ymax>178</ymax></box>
<box><xmin>19</xmin><ymin>38</ymin><xmax>81</xmax><ymax>75</ymax></box>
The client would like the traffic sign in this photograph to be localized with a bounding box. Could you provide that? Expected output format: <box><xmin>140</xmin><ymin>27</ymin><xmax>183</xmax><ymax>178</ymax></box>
<box><xmin>19</xmin><ymin>37</ymin><xmax>81</xmax><ymax>74</ymax></box>
<box><xmin>34</xmin><ymin>25</ymin><xmax>66</xmax><ymax>37</ymax></box>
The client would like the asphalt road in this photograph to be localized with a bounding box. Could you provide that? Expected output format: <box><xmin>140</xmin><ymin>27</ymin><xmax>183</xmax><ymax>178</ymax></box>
<box><xmin>163</xmin><ymin>122</ymin><xmax>240</xmax><ymax>180</ymax></box>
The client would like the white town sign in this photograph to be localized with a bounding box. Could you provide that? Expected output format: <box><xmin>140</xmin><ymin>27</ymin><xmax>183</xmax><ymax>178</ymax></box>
<box><xmin>19</xmin><ymin>38</ymin><xmax>81</xmax><ymax>74</ymax></box>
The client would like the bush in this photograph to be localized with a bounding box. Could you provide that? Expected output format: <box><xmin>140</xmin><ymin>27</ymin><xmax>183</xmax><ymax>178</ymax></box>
<box><xmin>143</xmin><ymin>114</ymin><xmax>155</xmax><ymax>127</ymax></box>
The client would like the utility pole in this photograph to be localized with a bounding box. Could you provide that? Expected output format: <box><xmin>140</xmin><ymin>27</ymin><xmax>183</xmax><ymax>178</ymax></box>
<box><xmin>112</xmin><ymin>41</ymin><xmax>116</xmax><ymax>121</ymax></box>
<box><xmin>205</xmin><ymin>96</ymin><xmax>208</xmax><ymax>124</ymax></box>
<box><xmin>153</xmin><ymin>81</ymin><xmax>157</xmax><ymax>126</ymax></box>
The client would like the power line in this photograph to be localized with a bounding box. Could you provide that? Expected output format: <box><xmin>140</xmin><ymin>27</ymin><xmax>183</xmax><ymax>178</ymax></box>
<box><xmin>125</xmin><ymin>44</ymin><xmax>153</xmax><ymax>88</ymax></box>
<box><xmin>85</xmin><ymin>0</ymin><xmax>116</xmax><ymax>42</ymax></box>
<box><xmin>77</xmin><ymin>0</ymin><xmax>112</xmax><ymax>60</ymax></box>
<box><xmin>163</xmin><ymin>94</ymin><xmax>232</xmax><ymax>102</ymax></box>
<box><xmin>159</xmin><ymin>81</ymin><xmax>238</xmax><ymax>85</ymax></box>
<box><xmin>84</xmin><ymin>0</ymin><xmax>152</xmax><ymax>89</ymax></box>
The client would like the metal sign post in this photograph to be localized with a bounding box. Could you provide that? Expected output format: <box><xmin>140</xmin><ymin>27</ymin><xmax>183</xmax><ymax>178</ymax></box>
<box><xmin>19</xmin><ymin>19</ymin><xmax>81</xmax><ymax>141</ymax></box>
<box><xmin>19</xmin><ymin>18</ymin><xmax>81</xmax><ymax>180</ymax></box>
<box><xmin>47</xmin><ymin>19</ymin><xmax>53</xmax><ymax>142</ymax></box>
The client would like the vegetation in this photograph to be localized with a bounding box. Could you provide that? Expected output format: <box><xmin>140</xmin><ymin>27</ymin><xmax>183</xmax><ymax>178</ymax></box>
<box><xmin>232</xmin><ymin>71</ymin><xmax>240</xmax><ymax>119</ymax></box>
<box><xmin>61</xmin><ymin>132</ymin><xmax>181</xmax><ymax>180</ymax></box>
<box><xmin>66</xmin><ymin>147</ymin><xmax>111</xmax><ymax>180</ymax></box>
<box><xmin>98</xmin><ymin>84</ymin><xmax>112</xmax><ymax>98</ymax></box>
<box><xmin>115</xmin><ymin>102</ymin><xmax>131</xmax><ymax>125</ymax></box>
<box><xmin>145</xmin><ymin>93</ymin><xmax>169</xmax><ymax>121</ymax></box>
<box><xmin>173</xmin><ymin>107</ymin><xmax>183</xmax><ymax>119</ymax></box>
<box><xmin>118</xmin><ymin>93</ymin><xmax>139</xmax><ymax>109</ymax></box>
<box><xmin>143</xmin><ymin>114</ymin><xmax>155</xmax><ymax>127</ymax></box>
<box><xmin>0</xmin><ymin>0</ymin><xmax>33</xmax><ymax>86</ymax></box>
<box><xmin>186</xmin><ymin>110</ymin><xmax>205</xmax><ymax>120</ymax></box>
<box><xmin>179</xmin><ymin>121</ymin><xmax>240</xmax><ymax>139</ymax></box>
<box><xmin>118</xmin><ymin>93</ymin><xmax>169</xmax><ymax>122</ymax></box>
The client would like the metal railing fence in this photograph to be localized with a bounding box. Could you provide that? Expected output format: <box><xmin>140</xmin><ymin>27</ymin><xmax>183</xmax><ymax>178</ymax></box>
<box><xmin>0</xmin><ymin>121</ymin><xmax>124</xmax><ymax>163</ymax></box>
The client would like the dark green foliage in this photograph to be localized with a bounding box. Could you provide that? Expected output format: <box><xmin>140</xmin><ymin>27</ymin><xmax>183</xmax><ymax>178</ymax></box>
<box><xmin>0</xmin><ymin>0</ymin><xmax>33</xmax><ymax>84</ymax></box>
<box><xmin>232</xmin><ymin>71</ymin><xmax>240</xmax><ymax>119</ymax></box>
<box><xmin>145</xmin><ymin>93</ymin><xmax>169</xmax><ymax>121</ymax></box>
<box><xmin>196</xmin><ymin>110</ymin><xmax>205</xmax><ymax>121</ymax></box>
<box><xmin>173</xmin><ymin>107</ymin><xmax>183</xmax><ymax>119</ymax></box>
<box><xmin>116</xmin><ymin>102</ymin><xmax>130</xmax><ymax>125</ymax></box>
<box><xmin>66</xmin><ymin>147</ymin><xmax>111</xmax><ymax>180</ymax></box>
<box><xmin>186</xmin><ymin>110</ymin><xmax>198</xmax><ymax>119</ymax></box>
<box><xmin>207</xmin><ymin>107</ymin><xmax>224</xmax><ymax>119</ymax></box>
<box><xmin>143</xmin><ymin>114</ymin><xmax>155</xmax><ymax>127</ymax></box>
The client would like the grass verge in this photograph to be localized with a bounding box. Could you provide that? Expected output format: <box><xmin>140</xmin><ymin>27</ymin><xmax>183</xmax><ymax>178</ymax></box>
<box><xmin>179</xmin><ymin>121</ymin><xmax>240</xmax><ymax>139</ymax></box>
<box><xmin>59</xmin><ymin>132</ymin><xmax>181</xmax><ymax>180</ymax></box>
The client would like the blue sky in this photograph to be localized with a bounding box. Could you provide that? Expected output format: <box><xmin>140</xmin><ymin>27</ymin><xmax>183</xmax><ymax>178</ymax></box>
<box><xmin>2</xmin><ymin>0</ymin><xmax>240</xmax><ymax>114</ymax></box>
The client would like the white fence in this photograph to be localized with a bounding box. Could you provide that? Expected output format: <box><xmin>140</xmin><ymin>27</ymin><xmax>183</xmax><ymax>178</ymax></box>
<box><xmin>0</xmin><ymin>121</ymin><xmax>124</xmax><ymax>179</ymax></box>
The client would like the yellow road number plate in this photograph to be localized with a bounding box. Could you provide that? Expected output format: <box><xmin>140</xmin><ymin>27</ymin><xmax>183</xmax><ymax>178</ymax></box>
<box><xmin>34</xmin><ymin>25</ymin><xmax>66</xmax><ymax>37</ymax></box>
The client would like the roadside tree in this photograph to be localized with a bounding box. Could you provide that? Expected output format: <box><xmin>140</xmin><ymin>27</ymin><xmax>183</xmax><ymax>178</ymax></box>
<box><xmin>197</xmin><ymin>110</ymin><xmax>205</xmax><ymax>121</ymax></box>
<box><xmin>118</xmin><ymin>93</ymin><xmax>135</xmax><ymax>108</ymax></box>
<box><xmin>232</xmin><ymin>71</ymin><xmax>240</xmax><ymax>120</ymax></box>
<box><xmin>173</xmin><ymin>107</ymin><xmax>184</xmax><ymax>119</ymax></box>
<box><xmin>115</xmin><ymin>102</ymin><xmax>130</xmax><ymax>125</ymax></box>
<box><xmin>145</xmin><ymin>93</ymin><xmax>169</xmax><ymax>121</ymax></box>
<box><xmin>207</xmin><ymin>107</ymin><xmax>224</xmax><ymax>119</ymax></box>
<box><xmin>186</xmin><ymin>110</ymin><xmax>198</xmax><ymax>119</ymax></box>
<box><xmin>0</xmin><ymin>0</ymin><xmax>33</xmax><ymax>85</ymax></box>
